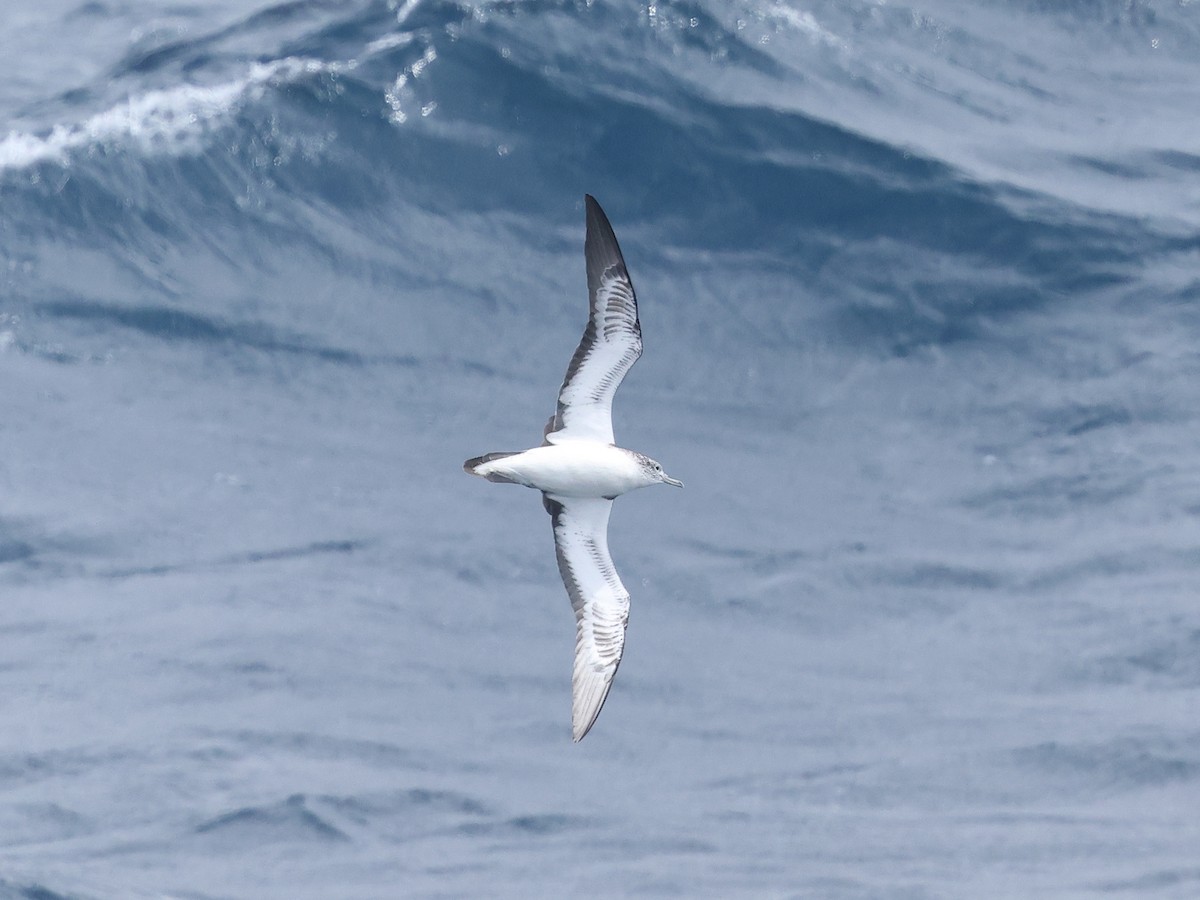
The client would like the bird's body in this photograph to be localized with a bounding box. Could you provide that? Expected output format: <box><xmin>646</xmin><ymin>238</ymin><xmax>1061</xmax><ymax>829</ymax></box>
<box><xmin>464</xmin><ymin>194</ymin><xmax>681</xmax><ymax>742</ymax></box>
<box><xmin>469</xmin><ymin>443</ymin><xmax>668</xmax><ymax>499</ymax></box>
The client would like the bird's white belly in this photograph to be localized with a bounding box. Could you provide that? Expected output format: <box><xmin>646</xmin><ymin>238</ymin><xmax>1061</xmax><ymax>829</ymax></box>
<box><xmin>497</xmin><ymin>443</ymin><xmax>643</xmax><ymax>497</ymax></box>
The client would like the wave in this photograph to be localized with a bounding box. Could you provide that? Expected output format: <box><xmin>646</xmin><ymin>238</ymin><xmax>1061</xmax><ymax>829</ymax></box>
<box><xmin>1</xmin><ymin>0</ymin><xmax>1194</xmax><ymax>363</ymax></box>
<box><xmin>0</xmin><ymin>57</ymin><xmax>336</xmax><ymax>172</ymax></box>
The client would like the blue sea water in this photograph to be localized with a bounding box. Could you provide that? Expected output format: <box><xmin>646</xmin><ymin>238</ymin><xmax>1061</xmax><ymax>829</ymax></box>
<box><xmin>3</xmin><ymin>0</ymin><xmax>1200</xmax><ymax>896</ymax></box>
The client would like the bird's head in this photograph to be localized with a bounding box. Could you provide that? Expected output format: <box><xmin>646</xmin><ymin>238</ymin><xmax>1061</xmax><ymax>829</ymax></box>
<box><xmin>636</xmin><ymin>453</ymin><xmax>683</xmax><ymax>489</ymax></box>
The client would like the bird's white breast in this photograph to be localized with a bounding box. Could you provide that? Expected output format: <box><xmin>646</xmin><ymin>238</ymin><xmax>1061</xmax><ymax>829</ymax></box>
<box><xmin>486</xmin><ymin>443</ymin><xmax>646</xmax><ymax>498</ymax></box>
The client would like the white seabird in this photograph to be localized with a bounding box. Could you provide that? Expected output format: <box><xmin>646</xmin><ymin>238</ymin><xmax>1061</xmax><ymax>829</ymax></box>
<box><xmin>464</xmin><ymin>194</ymin><xmax>682</xmax><ymax>742</ymax></box>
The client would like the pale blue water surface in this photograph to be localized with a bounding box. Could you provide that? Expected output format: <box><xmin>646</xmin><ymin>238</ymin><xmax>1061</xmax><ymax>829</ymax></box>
<box><xmin>2</xmin><ymin>1</ymin><xmax>1200</xmax><ymax>897</ymax></box>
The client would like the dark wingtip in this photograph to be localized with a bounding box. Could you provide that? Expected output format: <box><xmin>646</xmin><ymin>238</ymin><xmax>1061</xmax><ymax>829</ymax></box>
<box><xmin>584</xmin><ymin>194</ymin><xmax>603</xmax><ymax>222</ymax></box>
<box><xmin>583</xmin><ymin>194</ymin><xmax>630</xmax><ymax>300</ymax></box>
<box><xmin>584</xmin><ymin>194</ymin><xmax>612</xmax><ymax>235</ymax></box>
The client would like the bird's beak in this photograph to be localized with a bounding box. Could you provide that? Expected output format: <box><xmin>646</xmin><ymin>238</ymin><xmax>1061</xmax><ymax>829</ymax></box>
<box><xmin>663</xmin><ymin>475</ymin><xmax>684</xmax><ymax>488</ymax></box>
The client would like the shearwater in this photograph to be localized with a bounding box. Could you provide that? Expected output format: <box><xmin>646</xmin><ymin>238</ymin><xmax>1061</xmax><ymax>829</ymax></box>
<box><xmin>464</xmin><ymin>195</ymin><xmax>683</xmax><ymax>742</ymax></box>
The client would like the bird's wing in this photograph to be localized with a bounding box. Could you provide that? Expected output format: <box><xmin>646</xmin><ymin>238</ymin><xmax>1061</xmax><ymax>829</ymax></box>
<box><xmin>543</xmin><ymin>195</ymin><xmax>642</xmax><ymax>447</ymax></box>
<box><xmin>542</xmin><ymin>493</ymin><xmax>630</xmax><ymax>741</ymax></box>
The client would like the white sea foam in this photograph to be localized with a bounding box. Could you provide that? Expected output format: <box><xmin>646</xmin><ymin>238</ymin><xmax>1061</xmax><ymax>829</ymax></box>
<box><xmin>0</xmin><ymin>57</ymin><xmax>332</xmax><ymax>172</ymax></box>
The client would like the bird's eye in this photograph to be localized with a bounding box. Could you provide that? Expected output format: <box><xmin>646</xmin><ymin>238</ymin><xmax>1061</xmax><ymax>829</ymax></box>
<box><xmin>654</xmin><ymin>463</ymin><xmax>662</xmax><ymax>471</ymax></box>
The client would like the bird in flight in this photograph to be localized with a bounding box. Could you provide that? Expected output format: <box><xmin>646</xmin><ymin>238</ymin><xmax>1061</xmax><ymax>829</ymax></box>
<box><xmin>464</xmin><ymin>195</ymin><xmax>682</xmax><ymax>741</ymax></box>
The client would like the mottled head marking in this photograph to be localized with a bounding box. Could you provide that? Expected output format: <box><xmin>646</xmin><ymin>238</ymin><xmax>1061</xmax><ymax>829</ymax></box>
<box><xmin>633</xmin><ymin>452</ymin><xmax>683</xmax><ymax>488</ymax></box>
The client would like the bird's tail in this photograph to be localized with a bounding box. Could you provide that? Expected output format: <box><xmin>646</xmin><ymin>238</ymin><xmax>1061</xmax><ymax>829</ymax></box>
<box><xmin>463</xmin><ymin>452</ymin><xmax>521</xmax><ymax>484</ymax></box>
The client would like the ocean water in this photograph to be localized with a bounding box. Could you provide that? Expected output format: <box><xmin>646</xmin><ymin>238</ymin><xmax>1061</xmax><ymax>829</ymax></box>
<box><xmin>3</xmin><ymin>0</ymin><xmax>1200</xmax><ymax>896</ymax></box>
